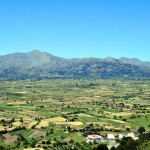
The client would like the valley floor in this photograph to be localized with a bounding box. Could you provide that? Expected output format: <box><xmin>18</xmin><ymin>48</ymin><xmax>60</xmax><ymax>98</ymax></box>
<box><xmin>0</xmin><ymin>78</ymin><xmax>150</xmax><ymax>149</ymax></box>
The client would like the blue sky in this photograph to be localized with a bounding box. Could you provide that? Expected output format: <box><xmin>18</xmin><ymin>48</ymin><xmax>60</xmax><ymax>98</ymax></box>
<box><xmin>0</xmin><ymin>0</ymin><xmax>150</xmax><ymax>60</ymax></box>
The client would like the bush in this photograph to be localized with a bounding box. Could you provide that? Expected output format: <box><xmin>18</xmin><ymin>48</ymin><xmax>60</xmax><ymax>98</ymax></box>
<box><xmin>42</xmin><ymin>141</ymin><xmax>46</xmax><ymax>144</ymax></box>
<box><xmin>46</xmin><ymin>140</ymin><xmax>51</xmax><ymax>144</ymax></box>
<box><xmin>122</xmin><ymin>118</ymin><xmax>126</xmax><ymax>121</ymax></box>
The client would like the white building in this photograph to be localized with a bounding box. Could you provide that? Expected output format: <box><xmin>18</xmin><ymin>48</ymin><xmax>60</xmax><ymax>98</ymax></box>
<box><xmin>118</xmin><ymin>134</ymin><xmax>124</xmax><ymax>139</ymax></box>
<box><xmin>107</xmin><ymin>133</ymin><xmax>124</xmax><ymax>140</ymax></box>
<box><xmin>126</xmin><ymin>132</ymin><xmax>139</xmax><ymax>140</ymax></box>
<box><xmin>86</xmin><ymin>135</ymin><xmax>104</xmax><ymax>143</ymax></box>
<box><xmin>107</xmin><ymin>134</ymin><xmax>116</xmax><ymax>140</ymax></box>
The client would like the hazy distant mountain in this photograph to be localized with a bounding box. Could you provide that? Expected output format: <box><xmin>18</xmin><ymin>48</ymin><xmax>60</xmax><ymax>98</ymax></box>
<box><xmin>119</xmin><ymin>57</ymin><xmax>150</xmax><ymax>69</ymax></box>
<box><xmin>0</xmin><ymin>50</ymin><xmax>150</xmax><ymax>79</ymax></box>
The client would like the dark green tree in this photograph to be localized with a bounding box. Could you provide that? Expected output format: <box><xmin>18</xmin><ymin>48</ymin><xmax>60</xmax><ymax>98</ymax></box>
<box><xmin>30</xmin><ymin>140</ymin><xmax>36</xmax><ymax>148</ymax></box>
<box><xmin>0</xmin><ymin>145</ymin><xmax>6</xmax><ymax>150</ymax></box>
<box><xmin>94</xmin><ymin>144</ymin><xmax>108</xmax><ymax>150</ymax></box>
<box><xmin>136</xmin><ymin>141</ymin><xmax>150</xmax><ymax>150</ymax></box>
<box><xmin>139</xmin><ymin>133</ymin><xmax>150</xmax><ymax>141</ymax></box>
<box><xmin>117</xmin><ymin>137</ymin><xmax>140</xmax><ymax>150</ymax></box>
<box><xmin>137</xmin><ymin>126</ymin><xmax>146</xmax><ymax>134</ymax></box>
<box><xmin>110</xmin><ymin>146</ymin><xmax>117</xmax><ymax>150</ymax></box>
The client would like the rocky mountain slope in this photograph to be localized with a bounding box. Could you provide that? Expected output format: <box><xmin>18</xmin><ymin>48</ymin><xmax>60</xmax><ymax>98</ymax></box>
<box><xmin>0</xmin><ymin>50</ymin><xmax>150</xmax><ymax>79</ymax></box>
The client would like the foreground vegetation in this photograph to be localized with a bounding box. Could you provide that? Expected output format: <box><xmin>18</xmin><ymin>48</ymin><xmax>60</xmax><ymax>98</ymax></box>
<box><xmin>0</xmin><ymin>78</ymin><xmax>150</xmax><ymax>149</ymax></box>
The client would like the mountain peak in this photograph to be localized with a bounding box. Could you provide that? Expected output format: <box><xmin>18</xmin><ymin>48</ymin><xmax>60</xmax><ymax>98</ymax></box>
<box><xmin>103</xmin><ymin>57</ymin><xmax>119</xmax><ymax>63</ymax></box>
<box><xmin>30</xmin><ymin>49</ymin><xmax>41</xmax><ymax>53</ymax></box>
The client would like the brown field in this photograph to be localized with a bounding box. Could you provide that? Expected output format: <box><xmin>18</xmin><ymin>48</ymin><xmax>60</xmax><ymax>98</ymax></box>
<box><xmin>104</xmin><ymin>111</ymin><xmax>133</xmax><ymax>116</ymax></box>
<box><xmin>26</xmin><ymin>120</ymin><xmax>38</xmax><ymax>129</ymax></box>
<box><xmin>12</xmin><ymin>121</ymin><xmax>22</xmax><ymax>127</ymax></box>
<box><xmin>67</xmin><ymin>121</ymin><xmax>84</xmax><ymax>126</ymax></box>
<box><xmin>36</xmin><ymin>120</ymin><xmax>49</xmax><ymax>129</ymax></box>
<box><xmin>109</xmin><ymin>119</ymin><xmax>126</xmax><ymax>124</ymax></box>
<box><xmin>46</xmin><ymin>117</ymin><xmax>67</xmax><ymax>122</ymax></box>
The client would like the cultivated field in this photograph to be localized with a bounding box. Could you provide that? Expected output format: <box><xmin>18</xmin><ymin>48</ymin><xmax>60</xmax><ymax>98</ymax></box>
<box><xmin>0</xmin><ymin>78</ymin><xmax>150</xmax><ymax>149</ymax></box>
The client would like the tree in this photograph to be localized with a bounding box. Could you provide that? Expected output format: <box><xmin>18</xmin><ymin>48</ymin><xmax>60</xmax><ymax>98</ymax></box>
<box><xmin>110</xmin><ymin>146</ymin><xmax>117</xmax><ymax>150</ymax></box>
<box><xmin>42</xmin><ymin>141</ymin><xmax>46</xmax><ymax>144</ymax></box>
<box><xmin>30</xmin><ymin>140</ymin><xmax>36</xmax><ymax>148</ymax></box>
<box><xmin>136</xmin><ymin>141</ymin><xmax>150</xmax><ymax>150</ymax></box>
<box><xmin>53</xmin><ymin>141</ymin><xmax>62</xmax><ymax>148</ymax></box>
<box><xmin>16</xmin><ymin>141</ymin><xmax>20</xmax><ymax>148</ymax></box>
<box><xmin>0</xmin><ymin>145</ymin><xmax>6</xmax><ymax>150</ymax></box>
<box><xmin>94</xmin><ymin>144</ymin><xmax>108</xmax><ymax>150</ymax></box>
<box><xmin>46</xmin><ymin>140</ymin><xmax>51</xmax><ymax>144</ymax></box>
<box><xmin>137</xmin><ymin>126</ymin><xmax>146</xmax><ymax>134</ymax></box>
<box><xmin>20</xmin><ymin>117</ymin><xmax>24</xmax><ymax>123</ymax></box>
<box><xmin>117</xmin><ymin>137</ymin><xmax>140</xmax><ymax>150</ymax></box>
<box><xmin>139</xmin><ymin>133</ymin><xmax>150</xmax><ymax>141</ymax></box>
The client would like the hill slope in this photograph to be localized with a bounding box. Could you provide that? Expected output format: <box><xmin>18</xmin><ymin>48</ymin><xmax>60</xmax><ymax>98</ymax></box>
<box><xmin>0</xmin><ymin>50</ymin><xmax>150</xmax><ymax>79</ymax></box>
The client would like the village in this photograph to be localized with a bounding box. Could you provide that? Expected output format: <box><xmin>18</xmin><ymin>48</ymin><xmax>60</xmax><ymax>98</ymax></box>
<box><xmin>85</xmin><ymin>131</ymin><xmax>139</xmax><ymax>149</ymax></box>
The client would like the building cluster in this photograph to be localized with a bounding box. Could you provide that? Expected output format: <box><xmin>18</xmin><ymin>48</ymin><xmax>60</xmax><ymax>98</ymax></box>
<box><xmin>86</xmin><ymin>132</ymin><xmax>139</xmax><ymax>143</ymax></box>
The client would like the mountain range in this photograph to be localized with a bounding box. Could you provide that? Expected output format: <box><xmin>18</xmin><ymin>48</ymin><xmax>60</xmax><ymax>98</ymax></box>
<box><xmin>0</xmin><ymin>50</ymin><xmax>150</xmax><ymax>79</ymax></box>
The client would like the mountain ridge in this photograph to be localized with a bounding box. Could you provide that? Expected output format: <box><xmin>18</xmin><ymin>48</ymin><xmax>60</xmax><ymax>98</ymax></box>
<box><xmin>0</xmin><ymin>50</ymin><xmax>150</xmax><ymax>79</ymax></box>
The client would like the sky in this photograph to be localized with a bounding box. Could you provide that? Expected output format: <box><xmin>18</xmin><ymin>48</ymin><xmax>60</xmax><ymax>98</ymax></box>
<box><xmin>0</xmin><ymin>0</ymin><xmax>150</xmax><ymax>61</ymax></box>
